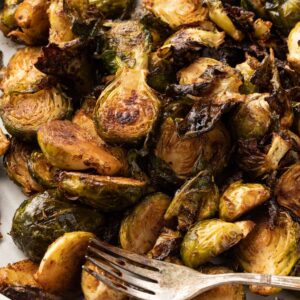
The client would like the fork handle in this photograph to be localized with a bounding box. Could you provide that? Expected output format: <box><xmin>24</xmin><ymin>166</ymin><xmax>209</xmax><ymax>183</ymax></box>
<box><xmin>213</xmin><ymin>273</ymin><xmax>300</xmax><ymax>291</ymax></box>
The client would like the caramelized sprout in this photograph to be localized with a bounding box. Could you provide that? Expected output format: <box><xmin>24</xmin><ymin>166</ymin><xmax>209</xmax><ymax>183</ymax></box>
<box><xmin>288</xmin><ymin>21</ymin><xmax>300</xmax><ymax>72</ymax></box>
<box><xmin>181</xmin><ymin>219</ymin><xmax>255</xmax><ymax>268</ymax></box>
<box><xmin>236</xmin><ymin>210</ymin><xmax>300</xmax><ymax>295</ymax></box>
<box><xmin>219</xmin><ymin>181</ymin><xmax>270</xmax><ymax>221</ymax></box>
<box><xmin>0</xmin><ymin>127</ymin><xmax>10</xmax><ymax>156</ymax></box>
<box><xmin>120</xmin><ymin>193</ymin><xmax>171</xmax><ymax>254</ymax></box>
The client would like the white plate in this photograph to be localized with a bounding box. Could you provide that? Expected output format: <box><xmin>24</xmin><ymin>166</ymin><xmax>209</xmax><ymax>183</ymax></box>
<box><xmin>0</xmin><ymin>33</ymin><xmax>299</xmax><ymax>300</ymax></box>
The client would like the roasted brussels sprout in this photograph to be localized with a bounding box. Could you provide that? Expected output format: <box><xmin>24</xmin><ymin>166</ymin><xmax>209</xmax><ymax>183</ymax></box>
<box><xmin>143</xmin><ymin>0</ymin><xmax>208</xmax><ymax>29</ymax></box>
<box><xmin>219</xmin><ymin>181</ymin><xmax>270</xmax><ymax>221</ymax></box>
<box><xmin>27</xmin><ymin>151</ymin><xmax>58</xmax><ymax>188</ymax></box>
<box><xmin>4</xmin><ymin>138</ymin><xmax>43</xmax><ymax>195</ymax></box>
<box><xmin>0</xmin><ymin>0</ymin><xmax>20</xmax><ymax>36</ymax></box>
<box><xmin>0</xmin><ymin>127</ymin><xmax>10</xmax><ymax>156</ymax></box>
<box><xmin>155</xmin><ymin>118</ymin><xmax>231</xmax><ymax>178</ymax></box>
<box><xmin>100</xmin><ymin>20</ymin><xmax>152</xmax><ymax>74</ymax></box>
<box><xmin>148</xmin><ymin>227</ymin><xmax>182</xmax><ymax>260</ymax></box>
<box><xmin>119</xmin><ymin>193</ymin><xmax>171</xmax><ymax>254</ymax></box>
<box><xmin>165</xmin><ymin>171</ymin><xmax>219</xmax><ymax>231</ymax></box>
<box><xmin>236</xmin><ymin>210</ymin><xmax>300</xmax><ymax>295</ymax></box>
<box><xmin>288</xmin><ymin>21</ymin><xmax>300</xmax><ymax>72</ymax></box>
<box><xmin>0</xmin><ymin>47</ymin><xmax>45</xmax><ymax>94</ymax></box>
<box><xmin>8</xmin><ymin>0</ymin><xmax>49</xmax><ymax>45</ymax></box>
<box><xmin>82</xmin><ymin>261</ymin><xmax>127</xmax><ymax>300</ymax></box>
<box><xmin>94</xmin><ymin>66</ymin><xmax>161</xmax><ymax>144</ymax></box>
<box><xmin>181</xmin><ymin>219</ymin><xmax>255</xmax><ymax>268</ymax></box>
<box><xmin>48</xmin><ymin>0</ymin><xmax>76</xmax><ymax>46</ymax></box>
<box><xmin>205</xmin><ymin>0</ymin><xmax>244</xmax><ymax>41</ymax></box>
<box><xmin>236</xmin><ymin>133</ymin><xmax>291</xmax><ymax>178</ymax></box>
<box><xmin>195</xmin><ymin>266</ymin><xmax>245</xmax><ymax>300</ymax></box>
<box><xmin>231</xmin><ymin>93</ymin><xmax>272</xmax><ymax>139</ymax></box>
<box><xmin>58</xmin><ymin>171</ymin><xmax>146</xmax><ymax>212</ymax></box>
<box><xmin>35</xmin><ymin>231</ymin><xmax>95</xmax><ymax>293</ymax></box>
<box><xmin>276</xmin><ymin>163</ymin><xmax>300</xmax><ymax>217</ymax></box>
<box><xmin>11</xmin><ymin>190</ymin><xmax>105</xmax><ymax>262</ymax></box>
<box><xmin>157</xmin><ymin>28</ymin><xmax>225</xmax><ymax>60</ymax></box>
<box><xmin>235</xmin><ymin>55</ymin><xmax>260</xmax><ymax>94</ymax></box>
<box><xmin>0</xmin><ymin>88</ymin><xmax>73</xmax><ymax>141</ymax></box>
<box><xmin>37</xmin><ymin>120</ymin><xmax>124</xmax><ymax>175</ymax></box>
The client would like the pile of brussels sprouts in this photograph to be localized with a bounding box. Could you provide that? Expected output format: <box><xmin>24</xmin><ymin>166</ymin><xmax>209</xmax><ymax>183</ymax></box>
<box><xmin>1</xmin><ymin>0</ymin><xmax>300</xmax><ymax>299</ymax></box>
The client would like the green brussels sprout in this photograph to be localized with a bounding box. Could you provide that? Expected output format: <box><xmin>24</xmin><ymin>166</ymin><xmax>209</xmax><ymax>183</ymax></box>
<box><xmin>173</xmin><ymin>57</ymin><xmax>244</xmax><ymax>105</ymax></box>
<box><xmin>253</xmin><ymin>18</ymin><xmax>272</xmax><ymax>40</ymax></box>
<box><xmin>0</xmin><ymin>88</ymin><xmax>73</xmax><ymax>141</ymax></box>
<box><xmin>236</xmin><ymin>133</ymin><xmax>291</xmax><ymax>178</ymax></box>
<box><xmin>236</xmin><ymin>210</ymin><xmax>300</xmax><ymax>295</ymax></box>
<box><xmin>276</xmin><ymin>163</ymin><xmax>300</xmax><ymax>217</ymax></box>
<box><xmin>37</xmin><ymin>120</ymin><xmax>124</xmax><ymax>176</ymax></box>
<box><xmin>288</xmin><ymin>21</ymin><xmax>300</xmax><ymax>72</ymax></box>
<box><xmin>147</xmin><ymin>227</ymin><xmax>182</xmax><ymax>260</ymax></box>
<box><xmin>181</xmin><ymin>219</ymin><xmax>255</xmax><ymax>268</ymax></box>
<box><xmin>0</xmin><ymin>47</ymin><xmax>46</xmax><ymax>94</ymax></box>
<box><xmin>157</xmin><ymin>28</ymin><xmax>225</xmax><ymax>60</ymax></box>
<box><xmin>235</xmin><ymin>55</ymin><xmax>260</xmax><ymax>94</ymax></box>
<box><xmin>165</xmin><ymin>171</ymin><xmax>219</xmax><ymax>231</ymax></box>
<box><xmin>219</xmin><ymin>181</ymin><xmax>270</xmax><ymax>221</ymax></box>
<box><xmin>3</xmin><ymin>138</ymin><xmax>43</xmax><ymax>195</ymax></box>
<box><xmin>231</xmin><ymin>93</ymin><xmax>272</xmax><ymax>139</ymax></box>
<box><xmin>0</xmin><ymin>0</ymin><xmax>19</xmax><ymax>36</ymax></box>
<box><xmin>11</xmin><ymin>190</ymin><xmax>105</xmax><ymax>262</ymax></box>
<box><xmin>100</xmin><ymin>20</ymin><xmax>152</xmax><ymax>74</ymax></box>
<box><xmin>0</xmin><ymin>127</ymin><xmax>10</xmax><ymax>156</ymax></box>
<box><xmin>48</xmin><ymin>0</ymin><xmax>77</xmax><ymax>47</ymax></box>
<box><xmin>8</xmin><ymin>0</ymin><xmax>49</xmax><ymax>45</ymax></box>
<box><xmin>119</xmin><ymin>193</ymin><xmax>171</xmax><ymax>254</ymax></box>
<box><xmin>27</xmin><ymin>151</ymin><xmax>58</xmax><ymax>189</ymax></box>
<box><xmin>155</xmin><ymin>118</ymin><xmax>231</xmax><ymax>178</ymax></box>
<box><xmin>94</xmin><ymin>66</ymin><xmax>161</xmax><ymax>144</ymax></box>
<box><xmin>195</xmin><ymin>266</ymin><xmax>245</xmax><ymax>300</ymax></box>
<box><xmin>143</xmin><ymin>0</ymin><xmax>208</xmax><ymax>29</ymax></box>
<box><xmin>58</xmin><ymin>171</ymin><xmax>147</xmax><ymax>212</ymax></box>
<box><xmin>204</xmin><ymin>0</ymin><xmax>244</xmax><ymax>41</ymax></box>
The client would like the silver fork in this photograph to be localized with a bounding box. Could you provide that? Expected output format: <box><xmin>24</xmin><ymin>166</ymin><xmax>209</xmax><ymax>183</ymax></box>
<box><xmin>83</xmin><ymin>238</ymin><xmax>300</xmax><ymax>300</ymax></box>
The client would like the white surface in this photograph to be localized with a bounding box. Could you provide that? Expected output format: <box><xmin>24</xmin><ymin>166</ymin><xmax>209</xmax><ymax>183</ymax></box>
<box><xmin>0</xmin><ymin>34</ymin><xmax>299</xmax><ymax>300</ymax></box>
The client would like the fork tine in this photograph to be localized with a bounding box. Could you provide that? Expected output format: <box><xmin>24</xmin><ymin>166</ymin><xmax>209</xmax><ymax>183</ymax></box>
<box><xmin>83</xmin><ymin>265</ymin><xmax>157</xmax><ymax>300</ymax></box>
<box><xmin>87</xmin><ymin>244</ymin><xmax>159</xmax><ymax>281</ymax></box>
<box><xmin>86</xmin><ymin>255</ymin><xmax>158</xmax><ymax>292</ymax></box>
<box><xmin>91</xmin><ymin>238</ymin><xmax>161</xmax><ymax>270</ymax></box>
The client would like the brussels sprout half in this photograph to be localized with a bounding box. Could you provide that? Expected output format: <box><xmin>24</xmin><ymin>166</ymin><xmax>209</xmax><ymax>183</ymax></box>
<box><xmin>236</xmin><ymin>210</ymin><xmax>300</xmax><ymax>295</ymax></box>
<box><xmin>165</xmin><ymin>171</ymin><xmax>219</xmax><ymax>231</ymax></box>
<box><xmin>35</xmin><ymin>231</ymin><xmax>95</xmax><ymax>293</ymax></box>
<box><xmin>58</xmin><ymin>171</ymin><xmax>147</xmax><ymax>212</ymax></box>
<box><xmin>0</xmin><ymin>127</ymin><xmax>10</xmax><ymax>156</ymax></box>
<box><xmin>4</xmin><ymin>138</ymin><xmax>43</xmax><ymax>195</ymax></box>
<box><xmin>10</xmin><ymin>190</ymin><xmax>105</xmax><ymax>262</ymax></box>
<box><xmin>0</xmin><ymin>0</ymin><xmax>19</xmax><ymax>36</ymax></box>
<box><xmin>219</xmin><ymin>181</ymin><xmax>270</xmax><ymax>221</ymax></box>
<box><xmin>288</xmin><ymin>21</ymin><xmax>300</xmax><ymax>72</ymax></box>
<box><xmin>181</xmin><ymin>219</ymin><xmax>255</xmax><ymax>268</ymax></box>
<box><xmin>8</xmin><ymin>0</ymin><xmax>49</xmax><ymax>45</ymax></box>
<box><xmin>195</xmin><ymin>266</ymin><xmax>245</xmax><ymax>300</ymax></box>
<box><xmin>0</xmin><ymin>47</ymin><xmax>45</xmax><ymax>94</ymax></box>
<box><xmin>94</xmin><ymin>66</ymin><xmax>161</xmax><ymax>144</ymax></box>
<box><xmin>231</xmin><ymin>93</ymin><xmax>272</xmax><ymax>139</ymax></box>
<box><xmin>276</xmin><ymin>163</ymin><xmax>300</xmax><ymax>217</ymax></box>
<box><xmin>37</xmin><ymin>120</ymin><xmax>124</xmax><ymax>176</ymax></box>
<box><xmin>155</xmin><ymin>118</ymin><xmax>231</xmax><ymax>178</ymax></box>
<box><xmin>0</xmin><ymin>88</ymin><xmax>73</xmax><ymax>141</ymax></box>
<box><xmin>120</xmin><ymin>193</ymin><xmax>171</xmax><ymax>254</ymax></box>
<box><xmin>27</xmin><ymin>151</ymin><xmax>58</xmax><ymax>189</ymax></box>
<box><xmin>143</xmin><ymin>0</ymin><xmax>208</xmax><ymax>29</ymax></box>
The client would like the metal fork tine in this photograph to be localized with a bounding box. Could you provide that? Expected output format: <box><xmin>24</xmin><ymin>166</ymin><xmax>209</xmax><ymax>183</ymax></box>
<box><xmin>86</xmin><ymin>255</ymin><xmax>158</xmax><ymax>292</ymax></box>
<box><xmin>87</xmin><ymin>244</ymin><xmax>160</xmax><ymax>281</ymax></box>
<box><xmin>83</xmin><ymin>266</ymin><xmax>157</xmax><ymax>300</ymax></box>
<box><xmin>91</xmin><ymin>238</ymin><xmax>161</xmax><ymax>270</ymax></box>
